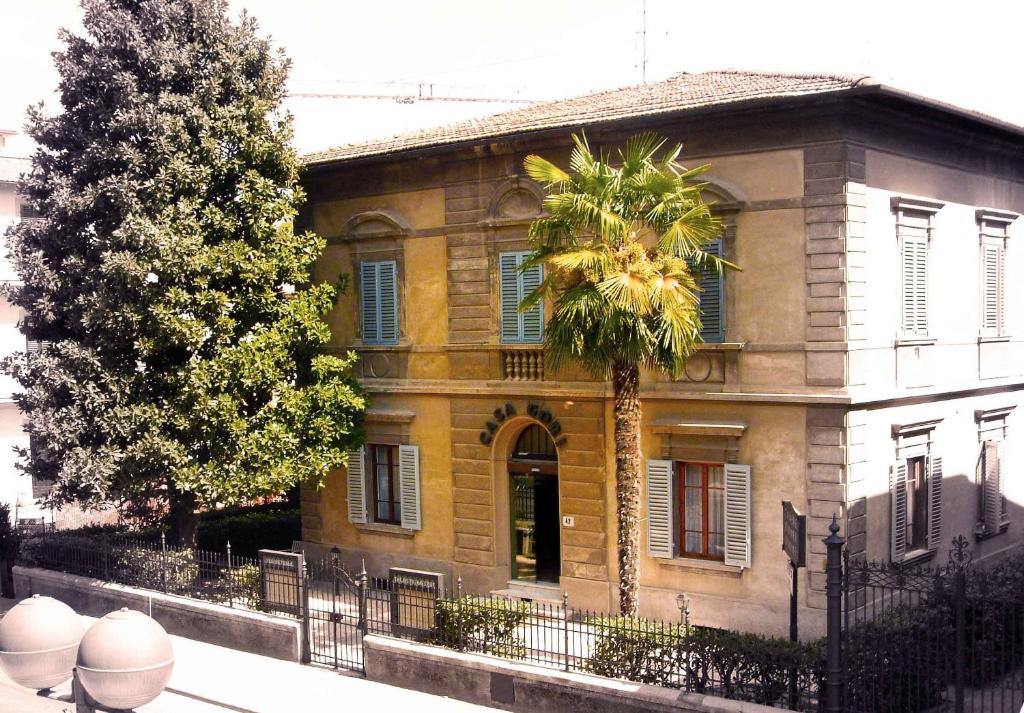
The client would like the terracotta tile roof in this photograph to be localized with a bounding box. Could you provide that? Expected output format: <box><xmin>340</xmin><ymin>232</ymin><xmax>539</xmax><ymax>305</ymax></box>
<box><xmin>303</xmin><ymin>70</ymin><xmax>874</xmax><ymax>166</ymax></box>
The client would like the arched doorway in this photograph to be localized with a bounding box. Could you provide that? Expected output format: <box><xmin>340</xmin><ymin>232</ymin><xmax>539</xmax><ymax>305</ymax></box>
<box><xmin>508</xmin><ymin>424</ymin><xmax>560</xmax><ymax>583</ymax></box>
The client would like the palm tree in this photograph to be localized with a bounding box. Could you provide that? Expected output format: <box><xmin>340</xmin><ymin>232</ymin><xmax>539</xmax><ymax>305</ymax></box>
<box><xmin>522</xmin><ymin>133</ymin><xmax>731</xmax><ymax>616</ymax></box>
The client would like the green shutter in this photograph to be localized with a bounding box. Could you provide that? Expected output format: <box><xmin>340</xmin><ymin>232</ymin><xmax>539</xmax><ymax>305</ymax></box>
<box><xmin>360</xmin><ymin>263</ymin><xmax>380</xmax><ymax>344</ymax></box>
<box><xmin>378</xmin><ymin>261</ymin><xmax>398</xmax><ymax>344</ymax></box>
<box><xmin>360</xmin><ymin>261</ymin><xmax>398</xmax><ymax>345</ymax></box>
<box><xmin>519</xmin><ymin>257</ymin><xmax>544</xmax><ymax>344</ymax></box>
<box><xmin>500</xmin><ymin>252</ymin><xmax>542</xmax><ymax>343</ymax></box>
<box><xmin>693</xmin><ymin>240</ymin><xmax>724</xmax><ymax>342</ymax></box>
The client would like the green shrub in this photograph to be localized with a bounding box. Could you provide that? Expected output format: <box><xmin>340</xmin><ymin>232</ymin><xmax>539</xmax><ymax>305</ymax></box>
<box><xmin>585</xmin><ymin>619</ymin><xmax>822</xmax><ymax>709</ymax></box>
<box><xmin>430</xmin><ymin>596</ymin><xmax>531</xmax><ymax>659</ymax></box>
<box><xmin>680</xmin><ymin>627</ymin><xmax>823</xmax><ymax>708</ymax></box>
<box><xmin>843</xmin><ymin>605</ymin><xmax>949</xmax><ymax>713</ymax></box>
<box><xmin>585</xmin><ymin>617</ymin><xmax>684</xmax><ymax>685</ymax></box>
<box><xmin>196</xmin><ymin>508</ymin><xmax>300</xmax><ymax>557</ymax></box>
<box><xmin>112</xmin><ymin>546</ymin><xmax>199</xmax><ymax>593</ymax></box>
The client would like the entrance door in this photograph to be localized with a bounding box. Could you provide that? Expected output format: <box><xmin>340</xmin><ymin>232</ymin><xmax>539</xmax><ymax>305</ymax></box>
<box><xmin>508</xmin><ymin>424</ymin><xmax>560</xmax><ymax>583</ymax></box>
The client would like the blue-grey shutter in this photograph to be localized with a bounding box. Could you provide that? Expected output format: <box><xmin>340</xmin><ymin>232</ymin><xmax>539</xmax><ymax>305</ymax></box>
<box><xmin>694</xmin><ymin>240</ymin><xmax>724</xmax><ymax>342</ymax></box>
<box><xmin>500</xmin><ymin>253</ymin><xmax>523</xmax><ymax>342</ymax></box>
<box><xmin>519</xmin><ymin>257</ymin><xmax>544</xmax><ymax>344</ymax></box>
<box><xmin>646</xmin><ymin>460</ymin><xmax>674</xmax><ymax>558</ymax></box>
<box><xmin>360</xmin><ymin>263</ymin><xmax>380</xmax><ymax>344</ymax></box>
<box><xmin>378</xmin><ymin>261</ymin><xmax>399</xmax><ymax>344</ymax></box>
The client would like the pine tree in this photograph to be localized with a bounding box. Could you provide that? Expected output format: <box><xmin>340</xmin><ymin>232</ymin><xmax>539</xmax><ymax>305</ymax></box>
<box><xmin>3</xmin><ymin>0</ymin><xmax>365</xmax><ymax>545</ymax></box>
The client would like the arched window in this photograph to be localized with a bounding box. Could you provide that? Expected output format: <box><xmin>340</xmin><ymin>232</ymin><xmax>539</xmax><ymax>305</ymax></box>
<box><xmin>510</xmin><ymin>424</ymin><xmax>557</xmax><ymax>461</ymax></box>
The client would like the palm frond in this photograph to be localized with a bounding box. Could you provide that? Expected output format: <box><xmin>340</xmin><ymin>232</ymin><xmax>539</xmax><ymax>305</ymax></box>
<box><xmin>523</xmin><ymin>154</ymin><xmax>571</xmax><ymax>187</ymax></box>
<box><xmin>596</xmin><ymin>269</ymin><xmax>652</xmax><ymax>315</ymax></box>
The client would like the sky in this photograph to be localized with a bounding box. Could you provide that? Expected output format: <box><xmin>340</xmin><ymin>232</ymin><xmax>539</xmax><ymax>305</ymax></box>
<box><xmin>1</xmin><ymin>0</ymin><xmax>1023</xmax><ymax>157</ymax></box>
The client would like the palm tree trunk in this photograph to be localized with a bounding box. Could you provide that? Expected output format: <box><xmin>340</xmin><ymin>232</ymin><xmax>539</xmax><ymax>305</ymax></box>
<box><xmin>613</xmin><ymin>361</ymin><xmax>642</xmax><ymax>616</ymax></box>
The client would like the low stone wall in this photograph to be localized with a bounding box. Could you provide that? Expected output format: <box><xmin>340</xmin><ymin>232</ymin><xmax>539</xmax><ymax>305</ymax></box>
<box><xmin>363</xmin><ymin>635</ymin><xmax>790</xmax><ymax>713</ymax></box>
<box><xmin>13</xmin><ymin>566</ymin><xmax>303</xmax><ymax>662</ymax></box>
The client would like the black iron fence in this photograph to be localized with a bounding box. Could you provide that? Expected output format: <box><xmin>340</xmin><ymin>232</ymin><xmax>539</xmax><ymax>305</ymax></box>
<box><xmin>17</xmin><ymin>532</ymin><xmax>263</xmax><ymax>610</ymax></box>
<box><xmin>300</xmin><ymin>553</ymin><xmax>823</xmax><ymax>712</ymax></box>
<box><xmin>838</xmin><ymin>535</ymin><xmax>1024</xmax><ymax>713</ymax></box>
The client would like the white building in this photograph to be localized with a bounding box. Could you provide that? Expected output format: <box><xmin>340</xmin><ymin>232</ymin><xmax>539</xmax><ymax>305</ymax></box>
<box><xmin>0</xmin><ymin>130</ymin><xmax>36</xmax><ymax>527</ymax></box>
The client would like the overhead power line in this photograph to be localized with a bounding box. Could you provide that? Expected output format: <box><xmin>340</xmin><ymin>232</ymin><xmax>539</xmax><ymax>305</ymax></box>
<box><xmin>287</xmin><ymin>81</ymin><xmax>539</xmax><ymax>105</ymax></box>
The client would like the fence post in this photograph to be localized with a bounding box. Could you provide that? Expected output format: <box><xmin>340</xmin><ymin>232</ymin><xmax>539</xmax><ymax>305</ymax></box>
<box><xmin>356</xmin><ymin>560</ymin><xmax>368</xmax><ymax>639</ymax></box>
<box><xmin>331</xmin><ymin>547</ymin><xmax>341</xmax><ymax>670</ymax></box>
<box><xmin>823</xmin><ymin>514</ymin><xmax>844</xmax><ymax>713</ymax></box>
<box><xmin>102</xmin><ymin>533</ymin><xmax>110</xmax><ymax>581</ymax></box>
<box><xmin>160</xmin><ymin>531</ymin><xmax>168</xmax><ymax>594</ymax></box>
<box><xmin>226</xmin><ymin>540</ymin><xmax>233</xmax><ymax>608</ymax></box>
<box><xmin>948</xmin><ymin>534</ymin><xmax>972</xmax><ymax>713</ymax></box>
<box><xmin>456</xmin><ymin>576</ymin><xmax>464</xmax><ymax>651</ymax></box>
<box><xmin>562</xmin><ymin>592</ymin><xmax>570</xmax><ymax>672</ymax></box>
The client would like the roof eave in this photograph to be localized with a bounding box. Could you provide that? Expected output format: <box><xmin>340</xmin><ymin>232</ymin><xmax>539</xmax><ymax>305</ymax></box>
<box><xmin>301</xmin><ymin>89</ymin><xmax>862</xmax><ymax>172</ymax></box>
<box><xmin>301</xmin><ymin>84</ymin><xmax>1024</xmax><ymax>173</ymax></box>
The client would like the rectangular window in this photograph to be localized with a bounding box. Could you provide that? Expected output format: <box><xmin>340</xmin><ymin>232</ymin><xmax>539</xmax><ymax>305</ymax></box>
<box><xmin>890</xmin><ymin>422</ymin><xmax>943</xmax><ymax>562</ymax></box>
<box><xmin>370</xmin><ymin>444</ymin><xmax>401</xmax><ymax>525</ymax></box>
<box><xmin>678</xmin><ymin>462</ymin><xmax>725</xmax><ymax>560</ymax></box>
<box><xmin>892</xmin><ymin>197</ymin><xmax>943</xmax><ymax>340</ymax></box>
<box><xmin>980</xmin><ymin>243</ymin><xmax>1005</xmax><ymax>336</ymax></box>
<box><xmin>360</xmin><ymin>261</ymin><xmax>398</xmax><ymax>345</ymax></box>
<box><xmin>979</xmin><ymin>440</ymin><xmax>1008</xmax><ymax>536</ymax></box>
<box><xmin>691</xmin><ymin>239</ymin><xmax>724</xmax><ymax>342</ymax></box>
<box><xmin>905</xmin><ymin>455</ymin><xmax>928</xmax><ymax>552</ymax></box>
<box><xmin>499</xmin><ymin>251</ymin><xmax>543</xmax><ymax>343</ymax></box>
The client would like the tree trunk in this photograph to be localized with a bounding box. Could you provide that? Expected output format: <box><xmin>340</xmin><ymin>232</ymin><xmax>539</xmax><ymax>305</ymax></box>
<box><xmin>168</xmin><ymin>487</ymin><xmax>198</xmax><ymax>548</ymax></box>
<box><xmin>613</xmin><ymin>361</ymin><xmax>642</xmax><ymax>617</ymax></box>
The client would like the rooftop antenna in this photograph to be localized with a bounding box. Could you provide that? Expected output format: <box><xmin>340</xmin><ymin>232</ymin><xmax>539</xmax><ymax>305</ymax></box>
<box><xmin>641</xmin><ymin>0</ymin><xmax>648</xmax><ymax>83</ymax></box>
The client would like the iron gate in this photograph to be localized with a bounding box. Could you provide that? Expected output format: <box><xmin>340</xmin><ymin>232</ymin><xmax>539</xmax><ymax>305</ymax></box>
<box><xmin>304</xmin><ymin>554</ymin><xmax>365</xmax><ymax>671</ymax></box>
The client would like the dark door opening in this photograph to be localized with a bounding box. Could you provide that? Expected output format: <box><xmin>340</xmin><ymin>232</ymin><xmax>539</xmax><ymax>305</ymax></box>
<box><xmin>508</xmin><ymin>424</ymin><xmax>560</xmax><ymax>584</ymax></box>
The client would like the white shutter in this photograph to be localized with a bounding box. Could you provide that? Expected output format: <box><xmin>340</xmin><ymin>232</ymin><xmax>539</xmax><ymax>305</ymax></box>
<box><xmin>646</xmin><ymin>460</ymin><xmax>674</xmax><ymax>558</ymax></box>
<box><xmin>378</xmin><ymin>261</ymin><xmax>399</xmax><ymax>344</ymax></box>
<box><xmin>360</xmin><ymin>263</ymin><xmax>380</xmax><ymax>344</ymax></box>
<box><xmin>983</xmin><ymin>441</ymin><xmax>1002</xmax><ymax>533</ymax></box>
<box><xmin>981</xmin><ymin>244</ymin><xmax>1002</xmax><ymax>335</ymax></box>
<box><xmin>891</xmin><ymin>462</ymin><xmax>908</xmax><ymax>562</ymax></box>
<box><xmin>723</xmin><ymin>463</ymin><xmax>751</xmax><ymax>568</ymax></box>
<box><xmin>901</xmin><ymin>236</ymin><xmax>929</xmax><ymax>337</ymax></box>
<box><xmin>927</xmin><ymin>456</ymin><xmax>943</xmax><ymax>553</ymax></box>
<box><xmin>500</xmin><ymin>252</ymin><xmax>522</xmax><ymax>342</ymax></box>
<box><xmin>398</xmin><ymin>444</ymin><xmax>422</xmax><ymax>531</ymax></box>
<box><xmin>346</xmin><ymin>446</ymin><xmax>367</xmax><ymax>524</ymax></box>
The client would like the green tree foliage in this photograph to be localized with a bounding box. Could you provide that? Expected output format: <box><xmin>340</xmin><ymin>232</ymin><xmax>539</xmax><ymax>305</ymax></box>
<box><xmin>3</xmin><ymin>0</ymin><xmax>365</xmax><ymax>544</ymax></box>
<box><xmin>523</xmin><ymin>133</ymin><xmax>730</xmax><ymax>614</ymax></box>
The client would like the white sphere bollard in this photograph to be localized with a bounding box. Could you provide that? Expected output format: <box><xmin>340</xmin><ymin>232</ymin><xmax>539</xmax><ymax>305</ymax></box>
<box><xmin>0</xmin><ymin>594</ymin><xmax>84</xmax><ymax>689</ymax></box>
<box><xmin>76</xmin><ymin>607</ymin><xmax>174</xmax><ymax>710</ymax></box>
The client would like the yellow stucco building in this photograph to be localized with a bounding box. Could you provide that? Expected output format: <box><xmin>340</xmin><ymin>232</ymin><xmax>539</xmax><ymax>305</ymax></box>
<box><xmin>296</xmin><ymin>71</ymin><xmax>1024</xmax><ymax>636</ymax></box>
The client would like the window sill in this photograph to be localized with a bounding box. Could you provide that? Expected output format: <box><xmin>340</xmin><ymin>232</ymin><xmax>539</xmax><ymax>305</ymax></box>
<box><xmin>695</xmin><ymin>342</ymin><xmax>745</xmax><ymax>352</ymax></box>
<box><xmin>895</xmin><ymin>337</ymin><xmax>936</xmax><ymax>347</ymax></box>
<box><xmin>355</xmin><ymin>522</ymin><xmax>416</xmax><ymax>538</ymax></box>
<box><xmin>356</xmin><ymin>343</ymin><xmax>411</xmax><ymax>352</ymax></box>
<box><xmin>900</xmin><ymin>549</ymin><xmax>935</xmax><ymax>566</ymax></box>
<box><xmin>654</xmin><ymin>557</ymin><xmax>743</xmax><ymax>578</ymax></box>
<box><xmin>978</xmin><ymin>335</ymin><xmax>1012</xmax><ymax>344</ymax></box>
<box><xmin>974</xmin><ymin>521</ymin><xmax>1010</xmax><ymax>541</ymax></box>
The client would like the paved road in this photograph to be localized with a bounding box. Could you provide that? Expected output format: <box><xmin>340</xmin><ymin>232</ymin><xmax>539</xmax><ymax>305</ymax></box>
<box><xmin>0</xmin><ymin>598</ymin><xmax>498</xmax><ymax>712</ymax></box>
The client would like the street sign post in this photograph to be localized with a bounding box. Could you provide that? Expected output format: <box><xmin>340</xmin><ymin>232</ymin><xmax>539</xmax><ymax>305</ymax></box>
<box><xmin>781</xmin><ymin>501</ymin><xmax>807</xmax><ymax>709</ymax></box>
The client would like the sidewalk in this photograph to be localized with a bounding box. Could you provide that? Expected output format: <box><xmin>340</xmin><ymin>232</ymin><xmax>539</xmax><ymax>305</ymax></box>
<box><xmin>1</xmin><ymin>597</ymin><xmax>497</xmax><ymax>712</ymax></box>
